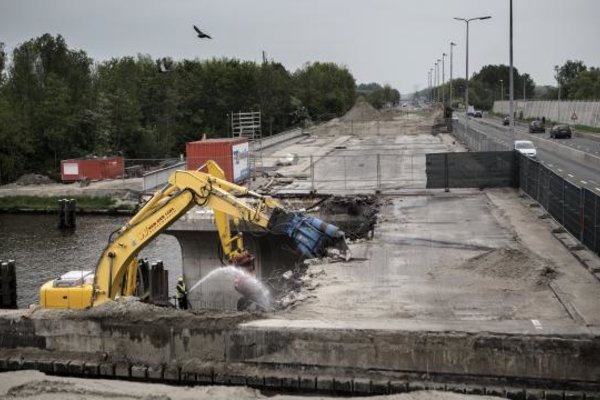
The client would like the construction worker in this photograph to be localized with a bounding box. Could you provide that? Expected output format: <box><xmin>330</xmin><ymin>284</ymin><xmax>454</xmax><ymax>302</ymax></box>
<box><xmin>176</xmin><ymin>277</ymin><xmax>189</xmax><ymax>310</ymax></box>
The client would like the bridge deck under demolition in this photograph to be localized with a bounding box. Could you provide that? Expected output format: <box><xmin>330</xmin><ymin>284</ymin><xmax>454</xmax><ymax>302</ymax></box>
<box><xmin>1</xmin><ymin>106</ymin><xmax>599</xmax><ymax>395</ymax></box>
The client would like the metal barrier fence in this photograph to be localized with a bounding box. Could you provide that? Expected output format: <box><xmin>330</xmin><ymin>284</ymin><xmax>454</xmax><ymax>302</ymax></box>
<box><xmin>426</xmin><ymin>151</ymin><xmax>518</xmax><ymax>189</ymax></box>
<box><xmin>134</xmin><ymin>153</ymin><xmax>428</xmax><ymax>195</ymax></box>
<box><xmin>519</xmin><ymin>154</ymin><xmax>600</xmax><ymax>255</ymax></box>
<box><xmin>255</xmin><ymin>154</ymin><xmax>427</xmax><ymax>194</ymax></box>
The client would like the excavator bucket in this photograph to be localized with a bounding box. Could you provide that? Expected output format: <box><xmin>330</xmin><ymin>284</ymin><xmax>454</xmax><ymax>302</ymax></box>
<box><xmin>268</xmin><ymin>209</ymin><xmax>351</xmax><ymax>261</ymax></box>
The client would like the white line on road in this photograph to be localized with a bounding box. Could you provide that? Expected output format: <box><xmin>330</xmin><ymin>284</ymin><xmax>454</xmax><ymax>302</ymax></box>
<box><xmin>568</xmin><ymin>174</ymin><xmax>574</xmax><ymax>178</ymax></box>
<box><xmin>557</xmin><ymin>169</ymin><xmax>563</xmax><ymax>172</ymax></box>
<box><xmin>531</xmin><ymin>319</ymin><xmax>543</xmax><ymax>330</ymax></box>
<box><xmin>581</xmin><ymin>180</ymin><xmax>588</xmax><ymax>185</ymax></box>
<box><xmin>596</xmin><ymin>188</ymin><xmax>600</xmax><ymax>192</ymax></box>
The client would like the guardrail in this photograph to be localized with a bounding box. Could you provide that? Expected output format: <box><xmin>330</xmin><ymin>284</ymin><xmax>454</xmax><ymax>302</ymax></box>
<box><xmin>142</xmin><ymin>161</ymin><xmax>186</xmax><ymax>192</ymax></box>
<box><xmin>250</xmin><ymin>128</ymin><xmax>305</xmax><ymax>152</ymax></box>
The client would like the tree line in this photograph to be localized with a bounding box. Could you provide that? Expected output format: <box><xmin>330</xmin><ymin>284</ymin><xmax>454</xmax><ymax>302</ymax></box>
<box><xmin>417</xmin><ymin>60</ymin><xmax>600</xmax><ymax>110</ymax></box>
<box><xmin>357</xmin><ymin>83</ymin><xmax>401</xmax><ymax>108</ymax></box>
<box><xmin>0</xmin><ymin>34</ymin><xmax>370</xmax><ymax>184</ymax></box>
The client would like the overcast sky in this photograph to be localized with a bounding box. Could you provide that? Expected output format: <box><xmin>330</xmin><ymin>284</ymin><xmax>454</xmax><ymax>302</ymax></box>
<box><xmin>1</xmin><ymin>0</ymin><xmax>599</xmax><ymax>94</ymax></box>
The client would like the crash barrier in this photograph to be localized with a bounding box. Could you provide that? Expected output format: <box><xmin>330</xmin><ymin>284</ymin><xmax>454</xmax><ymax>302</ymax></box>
<box><xmin>0</xmin><ymin>260</ymin><xmax>17</xmax><ymax>309</ymax></box>
<box><xmin>519</xmin><ymin>154</ymin><xmax>600</xmax><ymax>256</ymax></box>
<box><xmin>452</xmin><ymin>119</ymin><xmax>510</xmax><ymax>152</ymax></box>
<box><xmin>425</xmin><ymin>152</ymin><xmax>518</xmax><ymax>190</ymax></box>
<box><xmin>57</xmin><ymin>199</ymin><xmax>76</xmax><ymax>229</ymax></box>
<box><xmin>250</xmin><ymin>128</ymin><xmax>305</xmax><ymax>152</ymax></box>
<box><xmin>142</xmin><ymin>161</ymin><xmax>186</xmax><ymax>192</ymax></box>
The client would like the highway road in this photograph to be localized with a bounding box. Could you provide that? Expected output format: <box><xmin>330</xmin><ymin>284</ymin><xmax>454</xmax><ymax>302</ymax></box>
<box><xmin>484</xmin><ymin>114</ymin><xmax>600</xmax><ymax>157</ymax></box>
<box><xmin>459</xmin><ymin>114</ymin><xmax>600</xmax><ymax>194</ymax></box>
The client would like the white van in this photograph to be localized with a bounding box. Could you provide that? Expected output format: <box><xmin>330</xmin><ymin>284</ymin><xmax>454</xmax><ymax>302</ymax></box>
<box><xmin>514</xmin><ymin>140</ymin><xmax>537</xmax><ymax>158</ymax></box>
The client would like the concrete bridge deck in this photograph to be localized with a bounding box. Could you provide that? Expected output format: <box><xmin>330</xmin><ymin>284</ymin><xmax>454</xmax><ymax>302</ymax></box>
<box><xmin>1</xmin><ymin>108</ymin><xmax>599</xmax><ymax>395</ymax></box>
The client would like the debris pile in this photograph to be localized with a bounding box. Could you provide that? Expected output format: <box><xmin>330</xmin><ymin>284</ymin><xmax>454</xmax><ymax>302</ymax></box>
<box><xmin>14</xmin><ymin>174</ymin><xmax>54</xmax><ymax>186</ymax></box>
<box><xmin>340</xmin><ymin>97</ymin><xmax>382</xmax><ymax>122</ymax></box>
<box><xmin>459</xmin><ymin>247</ymin><xmax>560</xmax><ymax>289</ymax></box>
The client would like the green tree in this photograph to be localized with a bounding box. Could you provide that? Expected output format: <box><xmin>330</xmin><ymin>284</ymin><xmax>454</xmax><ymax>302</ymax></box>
<box><xmin>568</xmin><ymin>68</ymin><xmax>600</xmax><ymax>100</ymax></box>
<box><xmin>2</xmin><ymin>34</ymin><xmax>93</xmax><ymax>176</ymax></box>
<box><xmin>293</xmin><ymin>62</ymin><xmax>356</xmax><ymax>121</ymax></box>
<box><xmin>366</xmin><ymin>84</ymin><xmax>401</xmax><ymax>109</ymax></box>
<box><xmin>556</xmin><ymin>60</ymin><xmax>587</xmax><ymax>99</ymax></box>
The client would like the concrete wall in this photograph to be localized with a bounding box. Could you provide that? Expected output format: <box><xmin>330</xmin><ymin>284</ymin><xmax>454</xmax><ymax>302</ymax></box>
<box><xmin>1</xmin><ymin>312</ymin><xmax>599</xmax><ymax>392</ymax></box>
<box><xmin>493</xmin><ymin>100</ymin><xmax>600</xmax><ymax>127</ymax></box>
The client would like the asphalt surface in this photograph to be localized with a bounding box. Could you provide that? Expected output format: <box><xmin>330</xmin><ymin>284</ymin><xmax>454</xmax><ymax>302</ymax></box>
<box><xmin>463</xmin><ymin>115</ymin><xmax>600</xmax><ymax>192</ymax></box>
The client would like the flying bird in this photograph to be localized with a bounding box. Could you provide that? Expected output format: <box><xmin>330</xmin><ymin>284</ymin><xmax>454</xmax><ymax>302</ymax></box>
<box><xmin>193</xmin><ymin>25</ymin><xmax>212</xmax><ymax>39</ymax></box>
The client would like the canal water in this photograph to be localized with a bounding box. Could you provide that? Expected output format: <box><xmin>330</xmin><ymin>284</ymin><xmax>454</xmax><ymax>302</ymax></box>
<box><xmin>0</xmin><ymin>214</ymin><xmax>182</xmax><ymax>308</ymax></box>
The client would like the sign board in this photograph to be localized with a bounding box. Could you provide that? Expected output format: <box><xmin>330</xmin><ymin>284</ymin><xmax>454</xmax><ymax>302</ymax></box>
<box><xmin>232</xmin><ymin>141</ymin><xmax>249</xmax><ymax>182</ymax></box>
<box><xmin>63</xmin><ymin>163</ymin><xmax>79</xmax><ymax>176</ymax></box>
<box><xmin>571</xmin><ymin>112</ymin><xmax>578</xmax><ymax>121</ymax></box>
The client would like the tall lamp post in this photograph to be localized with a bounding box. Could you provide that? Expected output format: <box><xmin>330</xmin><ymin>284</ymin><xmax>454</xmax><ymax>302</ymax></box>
<box><xmin>428</xmin><ymin>69</ymin><xmax>432</xmax><ymax>102</ymax></box>
<box><xmin>429</xmin><ymin>69</ymin><xmax>433</xmax><ymax>102</ymax></box>
<box><xmin>434</xmin><ymin>62</ymin><xmax>438</xmax><ymax>102</ymax></box>
<box><xmin>442</xmin><ymin>53</ymin><xmax>447</xmax><ymax>106</ymax></box>
<box><xmin>555</xmin><ymin>65</ymin><xmax>561</xmax><ymax>122</ymax></box>
<box><xmin>509</xmin><ymin>0</ymin><xmax>515</xmax><ymax>133</ymax></box>
<box><xmin>450</xmin><ymin>42</ymin><xmax>456</xmax><ymax>109</ymax></box>
<box><xmin>454</xmin><ymin>15</ymin><xmax>492</xmax><ymax>129</ymax></box>
<box><xmin>500</xmin><ymin>79</ymin><xmax>504</xmax><ymax>101</ymax></box>
<box><xmin>436</xmin><ymin>59</ymin><xmax>441</xmax><ymax>103</ymax></box>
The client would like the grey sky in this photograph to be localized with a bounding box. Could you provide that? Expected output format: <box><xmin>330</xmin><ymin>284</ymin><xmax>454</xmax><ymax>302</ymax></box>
<box><xmin>1</xmin><ymin>0</ymin><xmax>599</xmax><ymax>94</ymax></box>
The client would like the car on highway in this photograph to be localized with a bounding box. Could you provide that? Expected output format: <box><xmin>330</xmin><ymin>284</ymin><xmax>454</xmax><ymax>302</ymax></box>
<box><xmin>528</xmin><ymin>120</ymin><xmax>545</xmax><ymax>133</ymax></box>
<box><xmin>503</xmin><ymin>116</ymin><xmax>510</xmax><ymax>126</ymax></box>
<box><xmin>550</xmin><ymin>124</ymin><xmax>572</xmax><ymax>139</ymax></box>
<box><xmin>473</xmin><ymin>110</ymin><xmax>482</xmax><ymax>118</ymax></box>
<box><xmin>513</xmin><ymin>140</ymin><xmax>537</xmax><ymax>158</ymax></box>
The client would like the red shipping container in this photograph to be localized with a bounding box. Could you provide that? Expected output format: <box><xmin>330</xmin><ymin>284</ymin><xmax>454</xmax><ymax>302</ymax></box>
<box><xmin>186</xmin><ymin>138</ymin><xmax>250</xmax><ymax>183</ymax></box>
<box><xmin>61</xmin><ymin>157</ymin><xmax>124</xmax><ymax>182</ymax></box>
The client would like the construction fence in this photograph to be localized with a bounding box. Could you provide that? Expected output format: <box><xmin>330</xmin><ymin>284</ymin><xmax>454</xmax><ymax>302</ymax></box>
<box><xmin>519</xmin><ymin>154</ymin><xmax>600</xmax><ymax>256</ymax></box>
<box><xmin>425</xmin><ymin>151</ymin><xmax>518</xmax><ymax>189</ymax></box>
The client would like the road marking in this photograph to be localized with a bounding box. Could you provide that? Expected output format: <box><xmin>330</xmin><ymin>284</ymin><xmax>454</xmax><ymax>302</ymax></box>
<box><xmin>568</xmin><ymin>174</ymin><xmax>574</xmax><ymax>178</ymax></box>
<box><xmin>596</xmin><ymin>187</ymin><xmax>600</xmax><ymax>192</ymax></box>
<box><xmin>557</xmin><ymin>168</ymin><xmax>563</xmax><ymax>172</ymax></box>
<box><xmin>581</xmin><ymin>180</ymin><xmax>588</xmax><ymax>185</ymax></box>
<box><xmin>531</xmin><ymin>319</ymin><xmax>543</xmax><ymax>330</ymax></box>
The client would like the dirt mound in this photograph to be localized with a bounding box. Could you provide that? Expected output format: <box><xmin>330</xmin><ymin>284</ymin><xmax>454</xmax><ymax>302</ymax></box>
<box><xmin>340</xmin><ymin>97</ymin><xmax>382</xmax><ymax>122</ymax></box>
<box><xmin>14</xmin><ymin>173</ymin><xmax>54</xmax><ymax>186</ymax></box>
<box><xmin>460</xmin><ymin>247</ymin><xmax>559</xmax><ymax>288</ymax></box>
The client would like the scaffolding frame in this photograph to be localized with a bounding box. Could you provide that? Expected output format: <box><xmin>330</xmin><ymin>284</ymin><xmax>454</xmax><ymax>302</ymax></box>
<box><xmin>231</xmin><ymin>111</ymin><xmax>262</xmax><ymax>140</ymax></box>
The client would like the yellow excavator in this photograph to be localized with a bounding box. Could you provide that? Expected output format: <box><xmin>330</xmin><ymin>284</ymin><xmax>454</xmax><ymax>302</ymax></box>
<box><xmin>40</xmin><ymin>161</ymin><xmax>349</xmax><ymax>309</ymax></box>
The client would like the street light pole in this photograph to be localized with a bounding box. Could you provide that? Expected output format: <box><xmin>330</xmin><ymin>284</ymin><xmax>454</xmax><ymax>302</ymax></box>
<box><xmin>430</xmin><ymin>68</ymin><xmax>434</xmax><ymax>102</ymax></box>
<box><xmin>555</xmin><ymin>65</ymin><xmax>561</xmax><ymax>122</ymax></box>
<box><xmin>428</xmin><ymin>69</ymin><xmax>432</xmax><ymax>102</ymax></box>
<box><xmin>434</xmin><ymin>62</ymin><xmax>438</xmax><ymax>102</ymax></box>
<box><xmin>509</xmin><ymin>0</ymin><xmax>515</xmax><ymax>133</ymax></box>
<box><xmin>442</xmin><ymin>53</ymin><xmax>447</xmax><ymax>106</ymax></box>
<box><xmin>454</xmin><ymin>15</ymin><xmax>492</xmax><ymax>129</ymax></box>
<box><xmin>450</xmin><ymin>42</ymin><xmax>456</xmax><ymax>109</ymax></box>
<box><xmin>436</xmin><ymin>59</ymin><xmax>441</xmax><ymax>103</ymax></box>
<box><xmin>500</xmin><ymin>79</ymin><xmax>504</xmax><ymax>101</ymax></box>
